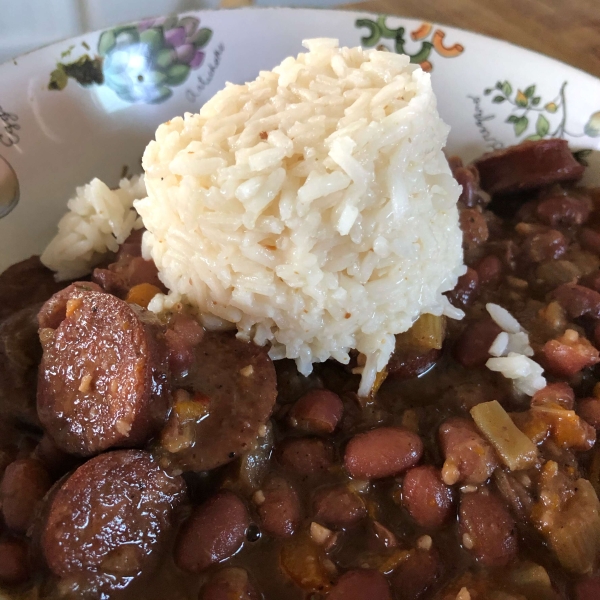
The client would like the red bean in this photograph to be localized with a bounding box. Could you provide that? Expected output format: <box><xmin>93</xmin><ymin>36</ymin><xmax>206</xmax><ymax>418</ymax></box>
<box><xmin>580</xmin><ymin>228</ymin><xmax>600</xmax><ymax>255</ymax></box>
<box><xmin>550</xmin><ymin>284</ymin><xmax>600</xmax><ymax>319</ymax></box>
<box><xmin>402</xmin><ymin>466</ymin><xmax>454</xmax><ymax>529</ymax></box>
<box><xmin>175</xmin><ymin>491</ymin><xmax>249</xmax><ymax>573</ymax></box>
<box><xmin>0</xmin><ymin>539</ymin><xmax>29</xmax><ymax>585</ymax></box>
<box><xmin>278</xmin><ymin>438</ymin><xmax>334</xmax><ymax>477</ymax></box>
<box><xmin>541</xmin><ymin>332</ymin><xmax>600</xmax><ymax>378</ymax></box>
<box><xmin>289</xmin><ymin>389</ymin><xmax>343</xmax><ymax>434</ymax></box>
<box><xmin>474</xmin><ymin>255</ymin><xmax>503</xmax><ymax>287</ymax></box>
<box><xmin>521</xmin><ymin>229</ymin><xmax>567</xmax><ymax>263</ymax></box>
<box><xmin>327</xmin><ymin>569</ymin><xmax>392</xmax><ymax>600</ymax></box>
<box><xmin>1</xmin><ymin>458</ymin><xmax>52</xmax><ymax>533</ymax></box>
<box><xmin>578</xmin><ymin>398</ymin><xmax>600</xmax><ymax>430</ymax></box>
<box><xmin>387</xmin><ymin>347</ymin><xmax>440</xmax><ymax>380</ymax></box>
<box><xmin>200</xmin><ymin>567</ymin><xmax>259</xmax><ymax>600</ymax></box>
<box><xmin>389</xmin><ymin>549</ymin><xmax>441</xmax><ymax>600</ymax></box>
<box><xmin>576</xmin><ymin>576</ymin><xmax>600</xmax><ymax>600</ymax></box>
<box><xmin>460</xmin><ymin>208</ymin><xmax>489</xmax><ymax>251</ymax></box>
<box><xmin>257</xmin><ymin>475</ymin><xmax>301</xmax><ymax>538</ymax></box>
<box><xmin>531</xmin><ymin>382</ymin><xmax>575</xmax><ymax>410</ymax></box>
<box><xmin>536</xmin><ymin>194</ymin><xmax>591</xmax><ymax>227</ymax></box>
<box><xmin>369</xmin><ymin>521</ymin><xmax>397</xmax><ymax>550</ymax></box>
<box><xmin>313</xmin><ymin>485</ymin><xmax>366</xmax><ymax>529</ymax></box>
<box><xmin>453</xmin><ymin>318</ymin><xmax>502</xmax><ymax>368</ymax></box>
<box><xmin>446</xmin><ymin>267</ymin><xmax>479</xmax><ymax>308</ymax></box>
<box><xmin>459</xmin><ymin>490</ymin><xmax>517</xmax><ymax>567</ymax></box>
<box><xmin>344</xmin><ymin>427</ymin><xmax>423</xmax><ymax>480</ymax></box>
<box><xmin>164</xmin><ymin>313</ymin><xmax>205</xmax><ymax>378</ymax></box>
<box><xmin>439</xmin><ymin>418</ymin><xmax>498</xmax><ymax>485</ymax></box>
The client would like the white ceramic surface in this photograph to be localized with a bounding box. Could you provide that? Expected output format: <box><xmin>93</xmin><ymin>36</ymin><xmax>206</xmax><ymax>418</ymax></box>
<box><xmin>1</xmin><ymin>7</ymin><xmax>599</xmax><ymax>273</ymax></box>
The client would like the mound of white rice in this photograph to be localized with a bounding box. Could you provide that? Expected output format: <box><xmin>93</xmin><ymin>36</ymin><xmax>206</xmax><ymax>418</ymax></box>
<box><xmin>41</xmin><ymin>176</ymin><xmax>146</xmax><ymax>280</ymax></box>
<box><xmin>137</xmin><ymin>38</ymin><xmax>464</xmax><ymax>395</ymax></box>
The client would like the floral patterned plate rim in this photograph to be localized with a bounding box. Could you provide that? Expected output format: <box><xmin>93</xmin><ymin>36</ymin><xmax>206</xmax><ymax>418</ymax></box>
<box><xmin>0</xmin><ymin>6</ymin><xmax>599</xmax><ymax>274</ymax></box>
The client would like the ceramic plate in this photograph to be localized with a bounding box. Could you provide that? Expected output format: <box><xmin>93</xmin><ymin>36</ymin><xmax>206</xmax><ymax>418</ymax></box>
<box><xmin>1</xmin><ymin>7</ymin><xmax>600</xmax><ymax>273</ymax></box>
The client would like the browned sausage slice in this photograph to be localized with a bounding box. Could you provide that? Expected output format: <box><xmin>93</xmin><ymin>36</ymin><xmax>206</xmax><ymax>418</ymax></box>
<box><xmin>175</xmin><ymin>490</ymin><xmax>249</xmax><ymax>573</ymax></box>
<box><xmin>42</xmin><ymin>450</ymin><xmax>186</xmax><ymax>582</ymax></box>
<box><xmin>159</xmin><ymin>331</ymin><xmax>277</xmax><ymax>472</ymax></box>
<box><xmin>37</xmin><ymin>281</ymin><xmax>102</xmax><ymax>329</ymax></box>
<box><xmin>474</xmin><ymin>139</ymin><xmax>585</xmax><ymax>196</ymax></box>
<box><xmin>37</xmin><ymin>291</ymin><xmax>169</xmax><ymax>456</ymax></box>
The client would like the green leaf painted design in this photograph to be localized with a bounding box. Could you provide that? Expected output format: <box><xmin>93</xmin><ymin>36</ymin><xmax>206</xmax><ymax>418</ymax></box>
<box><xmin>98</xmin><ymin>30</ymin><xmax>116</xmax><ymax>57</ymax></box>
<box><xmin>166</xmin><ymin>64</ymin><xmax>191</xmax><ymax>86</ymax></box>
<box><xmin>506</xmin><ymin>115</ymin><xmax>519</xmax><ymax>123</ymax></box>
<box><xmin>484</xmin><ymin>88</ymin><xmax>492</xmax><ymax>95</ymax></box>
<box><xmin>140</xmin><ymin>28</ymin><xmax>164</xmax><ymax>54</ymax></box>
<box><xmin>190</xmin><ymin>27</ymin><xmax>213</xmax><ymax>48</ymax></box>
<box><xmin>524</xmin><ymin>85</ymin><xmax>536</xmax><ymax>98</ymax></box>
<box><xmin>536</xmin><ymin>114</ymin><xmax>550</xmax><ymax>137</ymax></box>
<box><xmin>532</xmin><ymin>97</ymin><xmax>541</xmax><ymax>106</ymax></box>
<box><xmin>501</xmin><ymin>81</ymin><xmax>512</xmax><ymax>96</ymax></box>
<box><xmin>514</xmin><ymin>116</ymin><xmax>529</xmax><ymax>136</ymax></box>
<box><xmin>525</xmin><ymin>134</ymin><xmax>542</xmax><ymax>141</ymax></box>
<box><xmin>492</xmin><ymin>96</ymin><xmax>506</xmax><ymax>104</ymax></box>
<box><xmin>155</xmin><ymin>48</ymin><xmax>177</xmax><ymax>70</ymax></box>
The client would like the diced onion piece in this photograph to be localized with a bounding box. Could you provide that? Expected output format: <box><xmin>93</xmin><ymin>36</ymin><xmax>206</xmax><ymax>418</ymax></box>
<box><xmin>471</xmin><ymin>400</ymin><xmax>539</xmax><ymax>471</ymax></box>
<box><xmin>404</xmin><ymin>314</ymin><xmax>447</xmax><ymax>350</ymax></box>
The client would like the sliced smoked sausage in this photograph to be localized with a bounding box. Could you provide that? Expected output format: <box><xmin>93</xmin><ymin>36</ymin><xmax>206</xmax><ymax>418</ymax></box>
<box><xmin>37</xmin><ymin>290</ymin><xmax>169</xmax><ymax>456</ymax></box>
<box><xmin>159</xmin><ymin>331</ymin><xmax>277</xmax><ymax>472</ymax></box>
<box><xmin>42</xmin><ymin>450</ymin><xmax>186</xmax><ymax>582</ymax></box>
<box><xmin>37</xmin><ymin>281</ymin><xmax>103</xmax><ymax>329</ymax></box>
<box><xmin>474</xmin><ymin>139</ymin><xmax>585</xmax><ymax>196</ymax></box>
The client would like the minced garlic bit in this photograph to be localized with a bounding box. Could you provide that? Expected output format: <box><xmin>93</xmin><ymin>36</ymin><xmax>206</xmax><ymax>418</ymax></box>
<box><xmin>417</xmin><ymin>535</ymin><xmax>432</xmax><ymax>551</ymax></box>
<box><xmin>239</xmin><ymin>365</ymin><xmax>254</xmax><ymax>377</ymax></box>
<box><xmin>460</xmin><ymin>484</ymin><xmax>478</xmax><ymax>494</ymax></box>
<box><xmin>252</xmin><ymin>490</ymin><xmax>266</xmax><ymax>506</ymax></box>
<box><xmin>456</xmin><ymin>587</ymin><xmax>471</xmax><ymax>600</ymax></box>
<box><xmin>310</xmin><ymin>522</ymin><xmax>333</xmax><ymax>545</ymax></box>
<box><xmin>441</xmin><ymin>460</ymin><xmax>460</xmax><ymax>486</ymax></box>
<box><xmin>462</xmin><ymin>533</ymin><xmax>474</xmax><ymax>550</ymax></box>
<box><xmin>78</xmin><ymin>374</ymin><xmax>93</xmax><ymax>393</ymax></box>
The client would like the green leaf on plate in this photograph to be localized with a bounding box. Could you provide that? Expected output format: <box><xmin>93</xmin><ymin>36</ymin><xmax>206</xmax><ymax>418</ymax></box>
<box><xmin>524</xmin><ymin>134</ymin><xmax>542</xmax><ymax>141</ymax></box>
<box><xmin>514</xmin><ymin>116</ymin><xmax>529</xmax><ymax>136</ymax></box>
<box><xmin>532</xmin><ymin>96</ymin><xmax>541</xmax><ymax>106</ymax></box>
<box><xmin>484</xmin><ymin>88</ymin><xmax>492</xmax><ymax>95</ymax></box>
<box><xmin>492</xmin><ymin>96</ymin><xmax>506</xmax><ymax>103</ymax></box>
<box><xmin>506</xmin><ymin>115</ymin><xmax>519</xmax><ymax>123</ymax></box>
<box><xmin>536</xmin><ymin>114</ymin><xmax>550</xmax><ymax>137</ymax></box>
<box><xmin>501</xmin><ymin>81</ymin><xmax>513</xmax><ymax>96</ymax></box>
<box><xmin>524</xmin><ymin>85</ymin><xmax>536</xmax><ymax>98</ymax></box>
